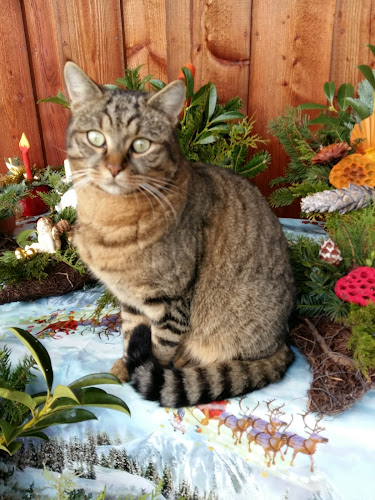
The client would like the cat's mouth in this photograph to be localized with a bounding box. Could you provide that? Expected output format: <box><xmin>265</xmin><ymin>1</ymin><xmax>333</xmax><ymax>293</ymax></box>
<box><xmin>99</xmin><ymin>179</ymin><xmax>136</xmax><ymax>196</ymax></box>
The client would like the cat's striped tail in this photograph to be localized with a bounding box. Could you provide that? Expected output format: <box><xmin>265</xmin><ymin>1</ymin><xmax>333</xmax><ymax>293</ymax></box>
<box><xmin>125</xmin><ymin>324</ymin><xmax>294</xmax><ymax>408</ymax></box>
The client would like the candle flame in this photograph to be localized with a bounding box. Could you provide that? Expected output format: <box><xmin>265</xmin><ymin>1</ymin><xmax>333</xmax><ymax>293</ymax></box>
<box><xmin>19</xmin><ymin>133</ymin><xmax>30</xmax><ymax>150</ymax></box>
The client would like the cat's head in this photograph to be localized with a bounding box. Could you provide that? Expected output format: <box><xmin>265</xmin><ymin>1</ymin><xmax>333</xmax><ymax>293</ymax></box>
<box><xmin>64</xmin><ymin>62</ymin><xmax>186</xmax><ymax>196</ymax></box>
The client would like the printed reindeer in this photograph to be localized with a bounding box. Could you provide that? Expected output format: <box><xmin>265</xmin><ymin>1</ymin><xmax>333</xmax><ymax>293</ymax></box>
<box><xmin>246</xmin><ymin>415</ymin><xmax>294</xmax><ymax>467</ymax></box>
<box><xmin>217</xmin><ymin>399</ymin><xmax>259</xmax><ymax>445</ymax></box>
<box><xmin>251</xmin><ymin>400</ymin><xmax>288</xmax><ymax>436</ymax></box>
<box><xmin>284</xmin><ymin>412</ymin><xmax>328</xmax><ymax>473</ymax></box>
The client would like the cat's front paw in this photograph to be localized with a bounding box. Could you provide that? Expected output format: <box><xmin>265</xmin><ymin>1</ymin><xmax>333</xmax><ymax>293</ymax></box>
<box><xmin>110</xmin><ymin>358</ymin><xmax>129</xmax><ymax>382</ymax></box>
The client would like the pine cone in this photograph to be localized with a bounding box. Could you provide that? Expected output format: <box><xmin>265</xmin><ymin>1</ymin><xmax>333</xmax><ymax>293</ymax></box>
<box><xmin>311</xmin><ymin>142</ymin><xmax>351</xmax><ymax>164</ymax></box>
<box><xmin>301</xmin><ymin>184</ymin><xmax>375</xmax><ymax>215</ymax></box>
<box><xmin>55</xmin><ymin>219</ymin><xmax>71</xmax><ymax>234</ymax></box>
<box><xmin>319</xmin><ymin>239</ymin><xmax>343</xmax><ymax>266</ymax></box>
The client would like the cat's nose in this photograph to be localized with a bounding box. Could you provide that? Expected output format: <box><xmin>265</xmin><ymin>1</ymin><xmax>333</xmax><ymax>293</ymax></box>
<box><xmin>105</xmin><ymin>163</ymin><xmax>124</xmax><ymax>177</ymax></box>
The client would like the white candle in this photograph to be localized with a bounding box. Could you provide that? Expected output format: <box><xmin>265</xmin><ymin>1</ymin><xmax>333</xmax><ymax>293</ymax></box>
<box><xmin>64</xmin><ymin>159</ymin><xmax>73</xmax><ymax>182</ymax></box>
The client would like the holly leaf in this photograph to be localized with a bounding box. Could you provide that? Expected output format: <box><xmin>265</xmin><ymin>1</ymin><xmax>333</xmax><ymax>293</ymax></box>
<box><xmin>149</xmin><ymin>79</ymin><xmax>166</xmax><ymax>91</ymax></box>
<box><xmin>210</xmin><ymin>111</ymin><xmax>244</xmax><ymax>123</ymax></box>
<box><xmin>28</xmin><ymin>408</ymin><xmax>97</xmax><ymax>432</ymax></box>
<box><xmin>0</xmin><ymin>382</ymin><xmax>36</xmax><ymax>413</ymax></box>
<box><xmin>337</xmin><ymin>83</ymin><xmax>354</xmax><ymax>111</ymax></box>
<box><xmin>207</xmin><ymin>84</ymin><xmax>217</xmax><ymax>120</ymax></box>
<box><xmin>345</xmin><ymin>98</ymin><xmax>371</xmax><ymax>120</ymax></box>
<box><xmin>358</xmin><ymin>65</ymin><xmax>375</xmax><ymax>91</ymax></box>
<box><xmin>16</xmin><ymin>229</ymin><xmax>37</xmax><ymax>249</ymax></box>
<box><xmin>298</xmin><ymin>103</ymin><xmax>328</xmax><ymax>110</ymax></box>
<box><xmin>181</xmin><ymin>66</ymin><xmax>194</xmax><ymax>101</ymax></box>
<box><xmin>0</xmin><ymin>419</ymin><xmax>16</xmax><ymax>445</ymax></box>
<box><xmin>8</xmin><ymin>327</ymin><xmax>53</xmax><ymax>391</ymax></box>
<box><xmin>78</xmin><ymin>387</ymin><xmax>130</xmax><ymax>415</ymax></box>
<box><xmin>68</xmin><ymin>373</ymin><xmax>122</xmax><ymax>389</ymax></box>
<box><xmin>324</xmin><ymin>81</ymin><xmax>335</xmax><ymax>103</ymax></box>
<box><xmin>19</xmin><ymin>430</ymin><xmax>49</xmax><ymax>441</ymax></box>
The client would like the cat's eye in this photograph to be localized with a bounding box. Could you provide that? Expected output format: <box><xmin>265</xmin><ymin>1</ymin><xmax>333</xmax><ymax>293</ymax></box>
<box><xmin>132</xmin><ymin>138</ymin><xmax>151</xmax><ymax>154</ymax></box>
<box><xmin>87</xmin><ymin>130</ymin><xmax>106</xmax><ymax>148</ymax></box>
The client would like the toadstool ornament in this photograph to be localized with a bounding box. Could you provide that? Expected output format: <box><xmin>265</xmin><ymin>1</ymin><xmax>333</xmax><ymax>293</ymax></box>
<box><xmin>334</xmin><ymin>266</ymin><xmax>375</xmax><ymax>306</ymax></box>
<box><xmin>319</xmin><ymin>238</ymin><xmax>343</xmax><ymax>266</ymax></box>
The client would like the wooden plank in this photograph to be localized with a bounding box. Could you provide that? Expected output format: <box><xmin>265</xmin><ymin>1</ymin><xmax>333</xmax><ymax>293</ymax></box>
<box><xmin>330</xmin><ymin>0</ymin><xmax>374</xmax><ymax>90</ymax></box>
<box><xmin>0</xmin><ymin>0</ymin><xmax>44</xmax><ymax>175</ymax></box>
<box><xmin>55</xmin><ymin>0</ymin><xmax>124</xmax><ymax>85</ymax></box>
<box><xmin>23</xmin><ymin>0</ymin><xmax>68</xmax><ymax>167</ymax></box>
<box><xmin>248</xmin><ymin>0</ymin><xmax>337</xmax><ymax>217</ymax></box>
<box><xmin>165</xmin><ymin>0</ymin><xmax>192</xmax><ymax>81</ymax></box>
<box><xmin>191</xmin><ymin>0</ymin><xmax>252</xmax><ymax>111</ymax></box>
<box><xmin>122</xmin><ymin>0</ymin><xmax>168</xmax><ymax>82</ymax></box>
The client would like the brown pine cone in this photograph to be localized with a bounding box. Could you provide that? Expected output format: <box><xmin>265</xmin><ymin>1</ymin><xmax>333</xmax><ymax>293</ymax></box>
<box><xmin>55</xmin><ymin>219</ymin><xmax>71</xmax><ymax>234</ymax></box>
<box><xmin>311</xmin><ymin>142</ymin><xmax>351</xmax><ymax>164</ymax></box>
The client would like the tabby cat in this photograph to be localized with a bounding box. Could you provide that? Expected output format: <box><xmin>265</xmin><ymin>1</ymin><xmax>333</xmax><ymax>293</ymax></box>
<box><xmin>64</xmin><ymin>62</ymin><xmax>295</xmax><ymax>408</ymax></box>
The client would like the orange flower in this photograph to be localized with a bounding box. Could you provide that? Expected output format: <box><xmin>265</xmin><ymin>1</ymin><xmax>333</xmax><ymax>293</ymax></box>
<box><xmin>329</xmin><ymin>106</ymin><xmax>375</xmax><ymax>188</ymax></box>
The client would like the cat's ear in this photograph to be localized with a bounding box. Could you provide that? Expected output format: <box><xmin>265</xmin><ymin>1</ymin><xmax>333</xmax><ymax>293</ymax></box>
<box><xmin>147</xmin><ymin>80</ymin><xmax>186</xmax><ymax>124</ymax></box>
<box><xmin>64</xmin><ymin>62</ymin><xmax>103</xmax><ymax>110</ymax></box>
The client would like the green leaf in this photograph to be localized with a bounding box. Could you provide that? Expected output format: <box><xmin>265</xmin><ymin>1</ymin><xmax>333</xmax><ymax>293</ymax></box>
<box><xmin>367</xmin><ymin>43</ymin><xmax>375</xmax><ymax>58</ymax></box>
<box><xmin>0</xmin><ymin>443</ymin><xmax>10</xmax><ymax>454</ymax></box>
<box><xmin>211</xmin><ymin>111</ymin><xmax>244</xmax><ymax>123</ymax></box>
<box><xmin>149</xmin><ymin>79</ymin><xmax>166</xmax><ymax>91</ymax></box>
<box><xmin>19</xmin><ymin>430</ymin><xmax>49</xmax><ymax>441</ymax></box>
<box><xmin>50</xmin><ymin>397</ymin><xmax>81</xmax><ymax>410</ymax></box>
<box><xmin>68</xmin><ymin>372</ymin><xmax>122</xmax><ymax>389</ymax></box>
<box><xmin>29</xmin><ymin>408</ymin><xmax>97</xmax><ymax>432</ymax></box>
<box><xmin>196</xmin><ymin>133</ymin><xmax>216</xmax><ymax>145</ymax></box>
<box><xmin>37</xmin><ymin>96</ymin><xmax>70</xmax><ymax>109</ymax></box>
<box><xmin>8</xmin><ymin>327</ymin><xmax>53</xmax><ymax>391</ymax></box>
<box><xmin>181</xmin><ymin>67</ymin><xmax>194</xmax><ymax>100</ymax></box>
<box><xmin>345</xmin><ymin>97</ymin><xmax>371</xmax><ymax>120</ymax></box>
<box><xmin>115</xmin><ymin>77</ymin><xmax>129</xmax><ymax>87</ymax></box>
<box><xmin>358</xmin><ymin>64</ymin><xmax>375</xmax><ymax>90</ymax></box>
<box><xmin>207</xmin><ymin>84</ymin><xmax>217</xmax><ymax>120</ymax></box>
<box><xmin>16</xmin><ymin>229</ymin><xmax>36</xmax><ymax>249</ymax></box>
<box><xmin>79</xmin><ymin>387</ymin><xmax>130</xmax><ymax>415</ymax></box>
<box><xmin>191</xmin><ymin>83</ymin><xmax>211</xmax><ymax>104</ymax></box>
<box><xmin>0</xmin><ymin>419</ymin><xmax>16</xmax><ymax>445</ymax></box>
<box><xmin>208</xmin><ymin>124</ymin><xmax>231</xmax><ymax>134</ymax></box>
<box><xmin>103</xmin><ymin>84</ymin><xmax>119</xmax><ymax>90</ymax></box>
<box><xmin>297</xmin><ymin>103</ymin><xmax>328</xmax><ymax>110</ymax></box>
<box><xmin>0</xmin><ymin>440</ymin><xmax>22</xmax><ymax>456</ymax></box>
<box><xmin>324</xmin><ymin>81</ymin><xmax>335</xmax><ymax>103</ymax></box>
<box><xmin>50</xmin><ymin>385</ymin><xmax>80</xmax><ymax>405</ymax></box>
<box><xmin>139</xmin><ymin>74</ymin><xmax>153</xmax><ymax>91</ymax></box>
<box><xmin>0</xmin><ymin>382</ymin><xmax>36</xmax><ymax>412</ymax></box>
<box><xmin>337</xmin><ymin>83</ymin><xmax>354</xmax><ymax>110</ymax></box>
<box><xmin>32</xmin><ymin>392</ymin><xmax>48</xmax><ymax>407</ymax></box>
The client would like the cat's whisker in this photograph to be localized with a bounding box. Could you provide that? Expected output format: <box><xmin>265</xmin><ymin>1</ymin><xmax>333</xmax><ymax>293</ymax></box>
<box><xmin>71</xmin><ymin>173</ymin><xmax>88</xmax><ymax>183</ymax></box>
<box><xmin>141</xmin><ymin>182</ymin><xmax>177</xmax><ymax>219</ymax></box>
<box><xmin>137</xmin><ymin>186</ymin><xmax>155</xmax><ymax>216</ymax></box>
<box><xmin>137</xmin><ymin>176</ymin><xmax>186</xmax><ymax>196</ymax></box>
<box><xmin>52</xmin><ymin>145</ymin><xmax>68</xmax><ymax>154</ymax></box>
<box><xmin>139</xmin><ymin>184</ymin><xmax>171</xmax><ymax>220</ymax></box>
<box><xmin>73</xmin><ymin>178</ymin><xmax>92</xmax><ymax>193</ymax></box>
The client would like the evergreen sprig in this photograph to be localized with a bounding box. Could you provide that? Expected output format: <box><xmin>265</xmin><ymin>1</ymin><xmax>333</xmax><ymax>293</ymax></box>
<box><xmin>347</xmin><ymin>303</ymin><xmax>375</xmax><ymax>376</ymax></box>
<box><xmin>0</xmin><ymin>345</ymin><xmax>36</xmax><ymax>427</ymax></box>
<box><xmin>324</xmin><ymin>205</ymin><xmax>375</xmax><ymax>267</ymax></box>
<box><xmin>0</xmin><ymin>184</ymin><xmax>27</xmax><ymax>220</ymax></box>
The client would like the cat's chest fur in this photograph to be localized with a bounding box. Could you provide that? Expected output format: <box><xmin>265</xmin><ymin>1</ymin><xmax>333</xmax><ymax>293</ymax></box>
<box><xmin>73</xmin><ymin>179</ymin><xmax>197</xmax><ymax>305</ymax></box>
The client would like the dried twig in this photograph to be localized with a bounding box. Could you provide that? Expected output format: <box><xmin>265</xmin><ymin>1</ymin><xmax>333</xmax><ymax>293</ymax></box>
<box><xmin>304</xmin><ymin>318</ymin><xmax>356</xmax><ymax>369</ymax></box>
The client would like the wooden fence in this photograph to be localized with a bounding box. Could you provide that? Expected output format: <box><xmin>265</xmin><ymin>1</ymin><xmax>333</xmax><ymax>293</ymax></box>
<box><xmin>1</xmin><ymin>0</ymin><xmax>375</xmax><ymax>216</ymax></box>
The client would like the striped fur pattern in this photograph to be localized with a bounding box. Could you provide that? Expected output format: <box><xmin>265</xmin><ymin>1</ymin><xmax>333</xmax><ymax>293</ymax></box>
<box><xmin>64</xmin><ymin>62</ymin><xmax>295</xmax><ymax>408</ymax></box>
